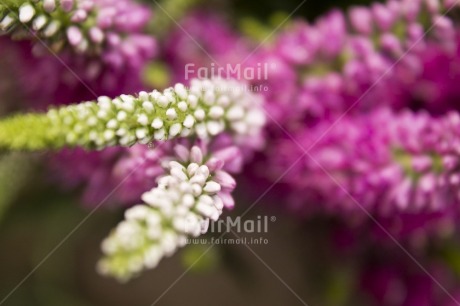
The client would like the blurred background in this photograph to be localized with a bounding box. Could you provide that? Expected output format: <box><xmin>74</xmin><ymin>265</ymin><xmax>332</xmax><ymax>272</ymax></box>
<box><xmin>2</xmin><ymin>0</ymin><xmax>460</xmax><ymax>305</ymax></box>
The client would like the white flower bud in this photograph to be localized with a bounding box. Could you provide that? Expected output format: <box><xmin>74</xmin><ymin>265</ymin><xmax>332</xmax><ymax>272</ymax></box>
<box><xmin>183</xmin><ymin>194</ymin><xmax>195</xmax><ymax>208</ymax></box>
<box><xmin>194</xmin><ymin>109</ymin><xmax>205</xmax><ymax>121</ymax></box>
<box><xmin>166</xmin><ymin>108</ymin><xmax>177</xmax><ymax>120</ymax></box>
<box><xmin>195</xmin><ymin>202</ymin><xmax>218</xmax><ymax>220</ymax></box>
<box><xmin>151</xmin><ymin>118</ymin><xmax>163</xmax><ymax>129</ymax></box>
<box><xmin>183</xmin><ymin>115</ymin><xmax>195</xmax><ymax>128</ymax></box>
<box><xmin>209</xmin><ymin>106</ymin><xmax>224</xmax><ymax>119</ymax></box>
<box><xmin>157</xmin><ymin>95</ymin><xmax>169</xmax><ymax>108</ymax></box>
<box><xmin>171</xmin><ymin>167</ymin><xmax>188</xmax><ymax>181</ymax></box>
<box><xmin>169</xmin><ymin>123</ymin><xmax>182</xmax><ymax>137</ymax></box>
<box><xmin>44</xmin><ymin>20</ymin><xmax>60</xmax><ymax>37</ymax></box>
<box><xmin>117</xmin><ymin>111</ymin><xmax>127</xmax><ymax>121</ymax></box>
<box><xmin>103</xmin><ymin>130</ymin><xmax>115</xmax><ymax>141</ymax></box>
<box><xmin>142</xmin><ymin>101</ymin><xmax>154</xmax><ymax>112</ymax></box>
<box><xmin>97</xmin><ymin>96</ymin><xmax>112</xmax><ymax>109</ymax></box>
<box><xmin>137</xmin><ymin>114</ymin><xmax>149</xmax><ymax>126</ymax></box>
<box><xmin>135</xmin><ymin>128</ymin><xmax>148</xmax><ymax>139</ymax></box>
<box><xmin>187</xmin><ymin>163</ymin><xmax>199</xmax><ymax>176</ymax></box>
<box><xmin>0</xmin><ymin>15</ymin><xmax>14</xmax><ymax>30</ymax></box>
<box><xmin>192</xmin><ymin>184</ymin><xmax>202</xmax><ymax>197</ymax></box>
<box><xmin>125</xmin><ymin>205</ymin><xmax>149</xmax><ymax>220</ymax></box>
<box><xmin>204</xmin><ymin>181</ymin><xmax>221</xmax><ymax>193</ymax></box>
<box><xmin>207</xmin><ymin>121</ymin><xmax>223</xmax><ymax>136</ymax></box>
<box><xmin>43</xmin><ymin>0</ymin><xmax>56</xmax><ymax>13</ymax></box>
<box><xmin>32</xmin><ymin>15</ymin><xmax>47</xmax><ymax>30</ymax></box>
<box><xmin>194</xmin><ymin>123</ymin><xmax>207</xmax><ymax>139</ymax></box>
<box><xmin>19</xmin><ymin>4</ymin><xmax>35</xmax><ymax>23</ymax></box>
<box><xmin>187</xmin><ymin>95</ymin><xmax>198</xmax><ymax>108</ymax></box>
<box><xmin>177</xmin><ymin>101</ymin><xmax>188</xmax><ymax>112</ymax></box>
<box><xmin>180</xmin><ymin>128</ymin><xmax>191</xmax><ymax>137</ymax></box>
<box><xmin>154</xmin><ymin>129</ymin><xmax>165</xmax><ymax>140</ymax></box>
<box><xmin>226</xmin><ymin>105</ymin><xmax>245</xmax><ymax>120</ymax></box>
<box><xmin>116</xmin><ymin>128</ymin><xmax>127</xmax><ymax>136</ymax></box>
<box><xmin>174</xmin><ymin>83</ymin><xmax>188</xmax><ymax>99</ymax></box>
<box><xmin>144</xmin><ymin>246</ymin><xmax>162</xmax><ymax>268</ymax></box>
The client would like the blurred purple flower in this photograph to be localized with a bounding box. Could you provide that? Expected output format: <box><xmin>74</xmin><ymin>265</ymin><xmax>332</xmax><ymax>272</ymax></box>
<box><xmin>0</xmin><ymin>0</ymin><xmax>157</xmax><ymax>106</ymax></box>
<box><xmin>165</xmin><ymin>11</ymin><xmax>250</xmax><ymax>84</ymax></box>
<box><xmin>263</xmin><ymin>108</ymin><xmax>460</xmax><ymax>237</ymax></box>
<box><xmin>248</xmin><ymin>0</ymin><xmax>460</xmax><ymax>126</ymax></box>
<box><xmin>244</xmin><ymin>0</ymin><xmax>460</xmax><ymax>238</ymax></box>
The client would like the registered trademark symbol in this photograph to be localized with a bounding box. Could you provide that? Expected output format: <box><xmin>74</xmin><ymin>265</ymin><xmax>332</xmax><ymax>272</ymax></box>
<box><xmin>270</xmin><ymin>216</ymin><xmax>276</xmax><ymax>222</ymax></box>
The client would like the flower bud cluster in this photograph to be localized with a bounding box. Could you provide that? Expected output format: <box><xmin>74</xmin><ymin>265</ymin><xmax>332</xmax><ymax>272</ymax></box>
<box><xmin>98</xmin><ymin>144</ymin><xmax>237</xmax><ymax>281</ymax></box>
<box><xmin>46</xmin><ymin>78</ymin><xmax>265</xmax><ymax>149</ymax></box>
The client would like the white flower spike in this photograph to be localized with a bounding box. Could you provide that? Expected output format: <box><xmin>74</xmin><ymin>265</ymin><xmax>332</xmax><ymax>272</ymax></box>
<box><xmin>98</xmin><ymin>145</ymin><xmax>236</xmax><ymax>281</ymax></box>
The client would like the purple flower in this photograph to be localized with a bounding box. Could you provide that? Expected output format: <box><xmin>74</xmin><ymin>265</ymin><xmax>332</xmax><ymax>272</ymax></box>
<box><xmin>260</xmin><ymin>107</ymin><xmax>460</xmax><ymax>239</ymax></box>
<box><xmin>165</xmin><ymin>11</ymin><xmax>250</xmax><ymax>83</ymax></box>
<box><xmin>276</xmin><ymin>21</ymin><xmax>321</xmax><ymax>65</ymax></box>
<box><xmin>349</xmin><ymin>6</ymin><xmax>373</xmax><ymax>34</ymax></box>
<box><xmin>0</xmin><ymin>0</ymin><xmax>157</xmax><ymax>105</ymax></box>
<box><xmin>248</xmin><ymin>0</ymin><xmax>460</xmax><ymax>127</ymax></box>
<box><xmin>245</xmin><ymin>1</ymin><xmax>460</xmax><ymax>234</ymax></box>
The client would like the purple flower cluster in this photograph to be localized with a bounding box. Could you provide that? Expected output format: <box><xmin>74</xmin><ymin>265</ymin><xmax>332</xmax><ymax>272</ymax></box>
<box><xmin>268</xmin><ymin>108</ymin><xmax>460</xmax><ymax>235</ymax></box>
<box><xmin>249</xmin><ymin>0</ymin><xmax>460</xmax><ymax>125</ymax></box>
<box><xmin>243</xmin><ymin>0</ymin><xmax>460</xmax><ymax>240</ymax></box>
<box><xmin>0</xmin><ymin>0</ymin><xmax>157</xmax><ymax>106</ymax></box>
<box><xmin>90</xmin><ymin>0</ymin><xmax>157</xmax><ymax>71</ymax></box>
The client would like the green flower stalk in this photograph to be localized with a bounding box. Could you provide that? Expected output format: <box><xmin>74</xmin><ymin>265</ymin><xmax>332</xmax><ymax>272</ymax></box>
<box><xmin>0</xmin><ymin>78</ymin><xmax>265</xmax><ymax>150</ymax></box>
<box><xmin>0</xmin><ymin>113</ymin><xmax>59</xmax><ymax>150</ymax></box>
